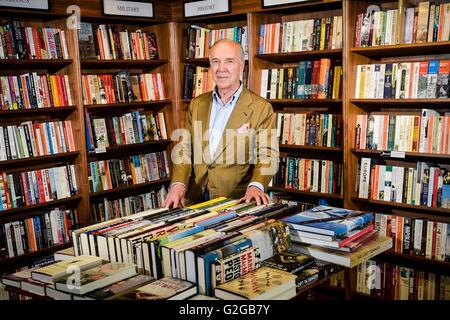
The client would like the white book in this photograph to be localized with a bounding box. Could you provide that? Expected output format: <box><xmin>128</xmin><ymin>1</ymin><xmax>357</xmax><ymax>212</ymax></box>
<box><xmin>428</xmin><ymin>5</ymin><xmax>436</xmax><ymax>43</ymax></box>
<box><xmin>358</xmin><ymin>157</ymin><xmax>371</xmax><ymax>198</ymax></box>
<box><xmin>355</xmin><ymin>65</ymin><xmax>362</xmax><ymax>98</ymax></box>
<box><xmin>404</xmin><ymin>7</ymin><xmax>415</xmax><ymax>44</ymax></box>
<box><xmin>0</xmin><ymin>127</ymin><xmax>6</xmax><ymax>160</ymax></box>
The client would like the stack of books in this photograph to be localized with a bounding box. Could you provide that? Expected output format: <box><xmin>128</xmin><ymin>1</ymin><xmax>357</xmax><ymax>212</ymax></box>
<box><xmin>283</xmin><ymin>206</ymin><xmax>392</xmax><ymax>267</ymax></box>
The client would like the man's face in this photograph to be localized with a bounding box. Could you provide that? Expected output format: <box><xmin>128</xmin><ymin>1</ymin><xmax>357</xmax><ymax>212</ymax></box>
<box><xmin>209</xmin><ymin>42</ymin><xmax>244</xmax><ymax>92</ymax></box>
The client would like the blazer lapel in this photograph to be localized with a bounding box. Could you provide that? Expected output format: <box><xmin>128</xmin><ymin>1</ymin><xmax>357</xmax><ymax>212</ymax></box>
<box><xmin>212</xmin><ymin>88</ymin><xmax>253</xmax><ymax>162</ymax></box>
<box><xmin>197</xmin><ymin>92</ymin><xmax>213</xmax><ymax>164</ymax></box>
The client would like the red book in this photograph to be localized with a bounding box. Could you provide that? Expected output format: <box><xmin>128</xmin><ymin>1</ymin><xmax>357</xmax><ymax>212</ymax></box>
<box><xmin>45</xmin><ymin>169</ymin><xmax>54</xmax><ymax>200</ymax></box>
<box><xmin>36</xmin><ymin>170</ymin><xmax>46</xmax><ymax>203</ymax></box>
<box><xmin>431</xmin><ymin>222</ymin><xmax>437</xmax><ymax>259</ymax></box>
<box><xmin>151</xmin><ymin>74</ymin><xmax>160</xmax><ymax>101</ymax></box>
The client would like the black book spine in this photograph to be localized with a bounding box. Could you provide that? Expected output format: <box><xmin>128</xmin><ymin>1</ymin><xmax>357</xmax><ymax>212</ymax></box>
<box><xmin>22</xmin><ymin>124</ymin><xmax>34</xmax><ymax>157</ymax></box>
<box><xmin>53</xmin><ymin>31</ymin><xmax>63</xmax><ymax>59</ymax></box>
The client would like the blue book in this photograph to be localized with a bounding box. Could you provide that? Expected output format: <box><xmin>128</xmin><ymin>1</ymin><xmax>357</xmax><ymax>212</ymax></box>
<box><xmin>45</xmin><ymin>122</ymin><xmax>54</xmax><ymax>155</ymax></box>
<box><xmin>259</xmin><ymin>25</ymin><xmax>265</xmax><ymax>54</ymax></box>
<box><xmin>282</xmin><ymin>205</ymin><xmax>373</xmax><ymax>237</ymax></box>
<box><xmin>133</xmin><ymin>111</ymin><xmax>143</xmax><ymax>143</ymax></box>
<box><xmin>197</xmin><ymin>237</ymin><xmax>252</xmax><ymax>295</ymax></box>
<box><xmin>195</xmin><ymin>211</ymin><xmax>237</xmax><ymax>228</ymax></box>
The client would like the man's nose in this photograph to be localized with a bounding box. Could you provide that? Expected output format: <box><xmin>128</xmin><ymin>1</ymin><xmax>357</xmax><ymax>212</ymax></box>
<box><xmin>218</xmin><ymin>61</ymin><xmax>227</xmax><ymax>72</ymax></box>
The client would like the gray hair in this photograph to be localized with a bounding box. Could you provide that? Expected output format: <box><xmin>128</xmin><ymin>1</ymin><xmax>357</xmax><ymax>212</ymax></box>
<box><xmin>209</xmin><ymin>39</ymin><xmax>244</xmax><ymax>62</ymax></box>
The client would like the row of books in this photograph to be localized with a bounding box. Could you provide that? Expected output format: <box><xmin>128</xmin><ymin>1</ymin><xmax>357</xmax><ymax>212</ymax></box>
<box><xmin>259</xmin><ymin>16</ymin><xmax>343</xmax><ymax>54</ymax></box>
<box><xmin>355</xmin><ymin>2</ymin><xmax>450</xmax><ymax>47</ymax></box>
<box><xmin>0</xmin><ymin>208</ymin><xmax>79</xmax><ymax>259</ymax></box>
<box><xmin>355</xmin><ymin>110</ymin><xmax>450</xmax><ymax>154</ymax></box>
<box><xmin>0</xmin><ymin>74</ymin><xmax>73</xmax><ymax>110</ymax></box>
<box><xmin>88</xmin><ymin>151</ymin><xmax>169</xmax><ymax>193</ymax></box>
<box><xmin>260</xmin><ymin>62</ymin><xmax>342</xmax><ymax>100</ymax></box>
<box><xmin>354</xmin><ymin>260</ymin><xmax>449</xmax><ymax>300</ymax></box>
<box><xmin>87</xmin><ymin>112</ymin><xmax>167</xmax><ymax>152</ymax></box>
<box><xmin>182</xmin><ymin>65</ymin><xmax>213</xmax><ymax>100</ymax></box>
<box><xmin>81</xmin><ymin>71</ymin><xmax>166</xmax><ymax>105</ymax></box>
<box><xmin>375</xmin><ymin>213</ymin><xmax>449</xmax><ymax>262</ymax></box>
<box><xmin>270</xmin><ymin>157</ymin><xmax>343</xmax><ymax>195</ymax></box>
<box><xmin>357</xmin><ymin>158</ymin><xmax>450</xmax><ymax>208</ymax></box>
<box><xmin>276</xmin><ymin>112</ymin><xmax>342</xmax><ymax>147</ymax></box>
<box><xmin>185</xmin><ymin>25</ymin><xmax>248</xmax><ymax>60</ymax></box>
<box><xmin>0</xmin><ymin>21</ymin><xmax>69</xmax><ymax>60</ymax></box>
<box><xmin>90</xmin><ymin>186</ymin><xmax>167</xmax><ymax>224</ymax></box>
<box><xmin>0</xmin><ymin>164</ymin><xmax>78</xmax><ymax>210</ymax></box>
<box><xmin>78</xmin><ymin>23</ymin><xmax>159</xmax><ymax>60</ymax></box>
<box><xmin>354</xmin><ymin>60</ymin><xmax>450</xmax><ymax>99</ymax></box>
<box><xmin>0</xmin><ymin>121</ymin><xmax>76</xmax><ymax>161</ymax></box>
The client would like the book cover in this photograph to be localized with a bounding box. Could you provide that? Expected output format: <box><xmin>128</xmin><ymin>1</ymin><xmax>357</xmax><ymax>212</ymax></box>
<box><xmin>261</xmin><ymin>251</ymin><xmax>315</xmax><ymax>274</ymax></box>
<box><xmin>118</xmin><ymin>277</ymin><xmax>196</xmax><ymax>300</ymax></box>
<box><xmin>78</xmin><ymin>22</ymin><xmax>97</xmax><ymax>59</ymax></box>
<box><xmin>282</xmin><ymin>205</ymin><xmax>373</xmax><ymax>237</ymax></box>
<box><xmin>214</xmin><ymin>266</ymin><xmax>296</xmax><ymax>300</ymax></box>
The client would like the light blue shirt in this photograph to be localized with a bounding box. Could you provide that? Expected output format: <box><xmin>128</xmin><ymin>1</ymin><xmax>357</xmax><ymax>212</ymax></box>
<box><xmin>209</xmin><ymin>84</ymin><xmax>264</xmax><ymax>192</ymax></box>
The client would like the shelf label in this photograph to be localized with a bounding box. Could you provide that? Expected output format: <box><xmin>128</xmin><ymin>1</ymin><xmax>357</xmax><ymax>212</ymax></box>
<box><xmin>0</xmin><ymin>0</ymin><xmax>49</xmax><ymax>10</ymax></box>
<box><xmin>390</xmin><ymin>151</ymin><xmax>405</xmax><ymax>159</ymax></box>
<box><xmin>103</xmin><ymin>0</ymin><xmax>154</xmax><ymax>18</ymax></box>
<box><xmin>262</xmin><ymin>0</ymin><xmax>311</xmax><ymax>8</ymax></box>
<box><xmin>95</xmin><ymin>146</ymin><xmax>107</xmax><ymax>154</ymax></box>
<box><xmin>184</xmin><ymin>0</ymin><xmax>230</xmax><ymax>18</ymax></box>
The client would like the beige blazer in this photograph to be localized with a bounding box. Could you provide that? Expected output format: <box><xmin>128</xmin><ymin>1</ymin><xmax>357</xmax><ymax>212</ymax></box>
<box><xmin>171</xmin><ymin>88</ymin><xmax>279</xmax><ymax>203</ymax></box>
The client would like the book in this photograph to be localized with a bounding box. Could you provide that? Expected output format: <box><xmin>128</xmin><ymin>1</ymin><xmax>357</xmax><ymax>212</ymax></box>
<box><xmin>53</xmin><ymin>246</ymin><xmax>75</xmax><ymax>261</ymax></box>
<box><xmin>73</xmin><ymin>274</ymin><xmax>153</xmax><ymax>300</ymax></box>
<box><xmin>214</xmin><ymin>266</ymin><xmax>297</xmax><ymax>300</ymax></box>
<box><xmin>117</xmin><ymin>277</ymin><xmax>196</xmax><ymax>300</ymax></box>
<box><xmin>261</xmin><ymin>251</ymin><xmax>315</xmax><ymax>274</ymax></box>
<box><xmin>291</xmin><ymin>236</ymin><xmax>393</xmax><ymax>267</ymax></box>
<box><xmin>55</xmin><ymin>262</ymin><xmax>137</xmax><ymax>295</ymax></box>
<box><xmin>78</xmin><ymin>22</ymin><xmax>97</xmax><ymax>59</ymax></box>
<box><xmin>31</xmin><ymin>255</ymin><xmax>103</xmax><ymax>284</ymax></box>
<box><xmin>282</xmin><ymin>205</ymin><xmax>373</xmax><ymax>237</ymax></box>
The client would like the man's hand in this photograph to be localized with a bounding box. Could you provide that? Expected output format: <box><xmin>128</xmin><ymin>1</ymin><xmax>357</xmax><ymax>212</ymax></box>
<box><xmin>239</xmin><ymin>186</ymin><xmax>270</xmax><ymax>206</ymax></box>
<box><xmin>164</xmin><ymin>184</ymin><xmax>186</xmax><ymax>208</ymax></box>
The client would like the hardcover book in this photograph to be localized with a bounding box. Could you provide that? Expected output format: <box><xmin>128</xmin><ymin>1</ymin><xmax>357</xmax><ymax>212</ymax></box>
<box><xmin>261</xmin><ymin>251</ymin><xmax>315</xmax><ymax>274</ymax></box>
<box><xmin>214</xmin><ymin>266</ymin><xmax>297</xmax><ymax>300</ymax></box>
<box><xmin>55</xmin><ymin>262</ymin><xmax>137</xmax><ymax>295</ymax></box>
<box><xmin>78</xmin><ymin>22</ymin><xmax>97</xmax><ymax>59</ymax></box>
<box><xmin>117</xmin><ymin>277</ymin><xmax>196</xmax><ymax>300</ymax></box>
<box><xmin>282</xmin><ymin>205</ymin><xmax>373</xmax><ymax>237</ymax></box>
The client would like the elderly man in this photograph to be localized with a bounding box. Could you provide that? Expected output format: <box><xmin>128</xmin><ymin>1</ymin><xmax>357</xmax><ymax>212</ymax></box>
<box><xmin>165</xmin><ymin>39</ymin><xmax>278</xmax><ymax>208</ymax></box>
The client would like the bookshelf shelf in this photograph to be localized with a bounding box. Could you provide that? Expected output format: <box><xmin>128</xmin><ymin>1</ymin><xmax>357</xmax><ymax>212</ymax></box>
<box><xmin>350</xmin><ymin>149</ymin><xmax>450</xmax><ymax>162</ymax></box>
<box><xmin>268</xmin><ymin>99</ymin><xmax>342</xmax><ymax>106</ymax></box>
<box><xmin>85</xmin><ymin>100</ymin><xmax>172</xmax><ymax>111</ymax></box>
<box><xmin>280</xmin><ymin>145</ymin><xmax>342</xmax><ymax>153</ymax></box>
<box><xmin>80</xmin><ymin>59</ymin><xmax>168</xmax><ymax>69</ymax></box>
<box><xmin>0</xmin><ymin>152</ymin><xmax>80</xmax><ymax>170</ymax></box>
<box><xmin>268</xmin><ymin>187</ymin><xmax>343</xmax><ymax>199</ymax></box>
<box><xmin>87</xmin><ymin>140</ymin><xmax>172</xmax><ymax>159</ymax></box>
<box><xmin>256</xmin><ymin>49</ymin><xmax>342</xmax><ymax>63</ymax></box>
<box><xmin>350</xmin><ymin>41</ymin><xmax>450</xmax><ymax>58</ymax></box>
<box><xmin>350</xmin><ymin>99</ymin><xmax>450</xmax><ymax>108</ymax></box>
<box><xmin>351</xmin><ymin>197</ymin><xmax>450</xmax><ymax>215</ymax></box>
<box><xmin>89</xmin><ymin>178</ymin><xmax>171</xmax><ymax>199</ymax></box>
<box><xmin>380</xmin><ymin>251</ymin><xmax>450</xmax><ymax>270</ymax></box>
<box><xmin>0</xmin><ymin>195</ymin><xmax>82</xmax><ymax>224</ymax></box>
<box><xmin>0</xmin><ymin>59</ymin><xmax>73</xmax><ymax>70</ymax></box>
<box><xmin>0</xmin><ymin>243</ymin><xmax>72</xmax><ymax>270</ymax></box>
<box><xmin>0</xmin><ymin>106</ymin><xmax>77</xmax><ymax>118</ymax></box>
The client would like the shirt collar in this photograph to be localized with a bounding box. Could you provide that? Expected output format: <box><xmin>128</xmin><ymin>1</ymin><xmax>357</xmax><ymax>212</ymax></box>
<box><xmin>212</xmin><ymin>82</ymin><xmax>243</xmax><ymax>107</ymax></box>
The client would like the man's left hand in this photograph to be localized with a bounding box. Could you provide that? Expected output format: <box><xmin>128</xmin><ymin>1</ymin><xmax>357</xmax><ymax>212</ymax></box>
<box><xmin>239</xmin><ymin>186</ymin><xmax>270</xmax><ymax>205</ymax></box>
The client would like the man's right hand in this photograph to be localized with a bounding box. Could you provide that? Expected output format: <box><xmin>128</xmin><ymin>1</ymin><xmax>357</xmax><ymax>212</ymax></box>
<box><xmin>164</xmin><ymin>184</ymin><xmax>187</xmax><ymax>208</ymax></box>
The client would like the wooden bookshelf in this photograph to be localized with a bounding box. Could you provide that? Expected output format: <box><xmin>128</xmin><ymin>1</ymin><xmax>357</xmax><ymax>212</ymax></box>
<box><xmin>0</xmin><ymin>195</ymin><xmax>82</xmax><ymax>225</ymax></box>
<box><xmin>280</xmin><ymin>145</ymin><xmax>342</xmax><ymax>153</ymax></box>
<box><xmin>0</xmin><ymin>106</ymin><xmax>77</xmax><ymax>117</ymax></box>
<box><xmin>350</xmin><ymin>41</ymin><xmax>450</xmax><ymax>58</ymax></box>
<box><xmin>351</xmin><ymin>197</ymin><xmax>450</xmax><ymax>216</ymax></box>
<box><xmin>0</xmin><ymin>59</ymin><xmax>73</xmax><ymax>70</ymax></box>
<box><xmin>351</xmin><ymin>149</ymin><xmax>450</xmax><ymax>161</ymax></box>
<box><xmin>85</xmin><ymin>100</ymin><xmax>172</xmax><ymax>111</ymax></box>
<box><xmin>80</xmin><ymin>59</ymin><xmax>168</xmax><ymax>69</ymax></box>
<box><xmin>350</xmin><ymin>99</ymin><xmax>450</xmax><ymax>108</ymax></box>
<box><xmin>89</xmin><ymin>178</ymin><xmax>171</xmax><ymax>200</ymax></box>
<box><xmin>0</xmin><ymin>152</ymin><xmax>80</xmax><ymax>169</ymax></box>
<box><xmin>268</xmin><ymin>187</ymin><xmax>343</xmax><ymax>200</ymax></box>
<box><xmin>256</xmin><ymin>49</ymin><xmax>343</xmax><ymax>63</ymax></box>
<box><xmin>87</xmin><ymin>140</ymin><xmax>172</xmax><ymax>160</ymax></box>
<box><xmin>268</xmin><ymin>99</ymin><xmax>343</xmax><ymax>105</ymax></box>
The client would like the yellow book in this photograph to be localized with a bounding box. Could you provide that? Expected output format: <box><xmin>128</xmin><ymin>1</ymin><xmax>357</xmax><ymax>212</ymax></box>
<box><xmin>214</xmin><ymin>266</ymin><xmax>297</xmax><ymax>300</ymax></box>
<box><xmin>49</xmin><ymin>75</ymin><xmax>60</xmax><ymax>107</ymax></box>
<box><xmin>292</xmin><ymin>236</ymin><xmax>393</xmax><ymax>268</ymax></box>
<box><xmin>320</xmin><ymin>17</ymin><xmax>326</xmax><ymax>50</ymax></box>
<box><xmin>332</xmin><ymin>65</ymin><xmax>342</xmax><ymax>99</ymax></box>
<box><xmin>187</xmin><ymin>197</ymin><xmax>227</xmax><ymax>210</ymax></box>
<box><xmin>207</xmin><ymin>199</ymin><xmax>240</xmax><ymax>213</ymax></box>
